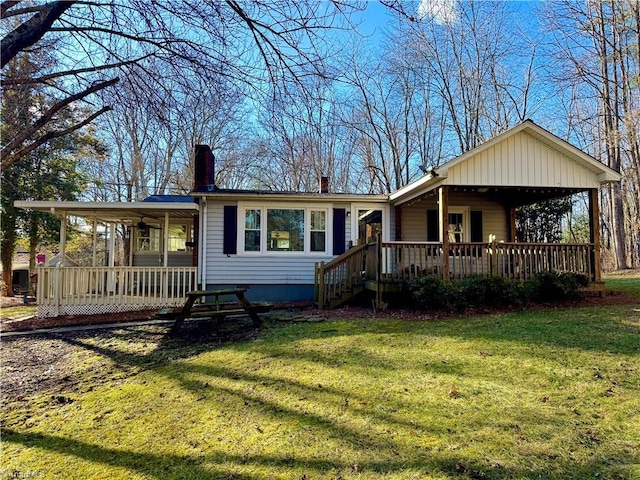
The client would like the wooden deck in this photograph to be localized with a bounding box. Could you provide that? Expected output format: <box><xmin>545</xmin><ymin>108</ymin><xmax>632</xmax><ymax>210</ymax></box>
<box><xmin>315</xmin><ymin>239</ymin><xmax>596</xmax><ymax>309</ymax></box>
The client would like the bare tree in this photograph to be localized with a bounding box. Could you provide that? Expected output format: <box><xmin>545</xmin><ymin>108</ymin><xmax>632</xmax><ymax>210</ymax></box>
<box><xmin>1</xmin><ymin>0</ymin><xmax>364</xmax><ymax>171</ymax></box>
<box><xmin>250</xmin><ymin>77</ymin><xmax>356</xmax><ymax>193</ymax></box>
<box><xmin>404</xmin><ymin>0</ymin><xmax>539</xmax><ymax>155</ymax></box>
<box><xmin>543</xmin><ymin>0</ymin><xmax>639</xmax><ymax>269</ymax></box>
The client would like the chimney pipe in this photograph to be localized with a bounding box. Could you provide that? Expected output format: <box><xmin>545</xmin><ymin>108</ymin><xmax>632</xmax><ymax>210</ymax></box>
<box><xmin>194</xmin><ymin>145</ymin><xmax>215</xmax><ymax>192</ymax></box>
<box><xmin>320</xmin><ymin>176</ymin><xmax>329</xmax><ymax>194</ymax></box>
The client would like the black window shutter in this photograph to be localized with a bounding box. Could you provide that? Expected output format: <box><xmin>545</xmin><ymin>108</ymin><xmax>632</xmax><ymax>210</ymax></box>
<box><xmin>470</xmin><ymin>210</ymin><xmax>483</xmax><ymax>242</ymax></box>
<box><xmin>223</xmin><ymin>205</ymin><xmax>237</xmax><ymax>254</ymax></box>
<box><xmin>426</xmin><ymin>210</ymin><xmax>439</xmax><ymax>241</ymax></box>
<box><xmin>333</xmin><ymin>208</ymin><xmax>346</xmax><ymax>255</ymax></box>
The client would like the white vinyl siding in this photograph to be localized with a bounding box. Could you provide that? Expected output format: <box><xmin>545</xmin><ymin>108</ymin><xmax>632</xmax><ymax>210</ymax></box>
<box><xmin>400</xmin><ymin>192</ymin><xmax>507</xmax><ymax>242</ymax></box>
<box><xmin>445</xmin><ymin>131</ymin><xmax>601</xmax><ymax>189</ymax></box>
<box><xmin>205</xmin><ymin>202</ymin><xmax>340</xmax><ymax>285</ymax></box>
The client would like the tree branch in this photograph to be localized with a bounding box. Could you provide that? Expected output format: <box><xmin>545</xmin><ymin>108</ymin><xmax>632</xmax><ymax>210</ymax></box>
<box><xmin>1</xmin><ymin>106</ymin><xmax>112</xmax><ymax>171</ymax></box>
<box><xmin>1</xmin><ymin>1</ymin><xmax>76</xmax><ymax>68</ymax></box>
<box><xmin>1</xmin><ymin>56</ymin><xmax>152</xmax><ymax>86</ymax></box>
<box><xmin>1</xmin><ymin>77</ymin><xmax>118</xmax><ymax>164</ymax></box>
<box><xmin>1</xmin><ymin>1</ymin><xmax>22</xmax><ymax>18</ymax></box>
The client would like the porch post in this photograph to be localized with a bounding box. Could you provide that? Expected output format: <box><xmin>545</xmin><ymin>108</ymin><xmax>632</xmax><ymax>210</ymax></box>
<box><xmin>58</xmin><ymin>212</ymin><xmax>67</xmax><ymax>264</ymax></box>
<box><xmin>92</xmin><ymin>218</ymin><xmax>98</xmax><ymax>266</ymax></box>
<box><xmin>54</xmin><ymin>212</ymin><xmax>68</xmax><ymax>317</ymax></box>
<box><xmin>509</xmin><ymin>207</ymin><xmax>517</xmax><ymax>242</ymax></box>
<box><xmin>108</xmin><ymin>223</ymin><xmax>116</xmax><ymax>267</ymax></box>
<box><xmin>108</xmin><ymin>223</ymin><xmax>116</xmax><ymax>293</ymax></box>
<box><xmin>589</xmin><ymin>188</ymin><xmax>601</xmax><ymax>282</ymax></box>
<box><xmin>439</xmin><ymin>186</ymin><xmax>450</xmax><ymax>280</ymax></box>
<box><xmin>199</xmin><ymin>198</ymin><xmax>208</xmax><ymax>289</ymax></box>
<box><xmin>394</xmin><ymin>206</ymin><xmax>402</xmax><ymax>241</ymax></box>
<box><xmin>163</xmin><ymin>212</ymin><xmax>169</xmax><ymax>267</ymax></box>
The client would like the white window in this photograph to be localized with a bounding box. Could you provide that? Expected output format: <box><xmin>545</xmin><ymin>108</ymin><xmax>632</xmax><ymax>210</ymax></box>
<box><xmin>244</xmin><ymin>209</ymin><xmax>261</xmax><ymax>251</ymax></box>
<box><xmin>239</xmin><ymin>205</ymin><xmax>329</xmax><ymax>254</ymax></box>
<box><xmin>137</xmin><ymin>228</ymin><xmax>160</xmax><ymax>251</ymax></box>
<box><xmin>137</xmin><ymin>224</ymin><xmax>193</xmax><ymax>252</ymax></box>
<box><xmin>447</xmin><ymin>207</ymin><xmax>470</xmax><ymax>242</ymax></box>
<box><xmin>310</xmin><ymin>210</ymin><xmax>326</xmax><ymax>252</ymax></box>
<box><xmin>168</xmin><ymin>225</ymin><xmax>193</xmax><ymax>251</ymax></box>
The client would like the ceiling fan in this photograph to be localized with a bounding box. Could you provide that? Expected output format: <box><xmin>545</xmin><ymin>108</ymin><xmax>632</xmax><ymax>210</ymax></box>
<box><xmin>136</xmin><ymin>217</ymin><xmax>160</xmax><ymax>231</ymax></box>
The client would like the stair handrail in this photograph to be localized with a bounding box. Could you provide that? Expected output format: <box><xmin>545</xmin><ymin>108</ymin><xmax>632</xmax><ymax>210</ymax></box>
<box><xmin>315</xmin><ymin>242</ymin><xmax>372</xmax><ymax>309</ymax></box>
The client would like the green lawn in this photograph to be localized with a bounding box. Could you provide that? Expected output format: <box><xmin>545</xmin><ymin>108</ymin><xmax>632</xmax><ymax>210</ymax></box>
<box><xmin>2</xmin><ymin>303</ymin><xmax>639</xmax><ymax>479</ymax></box>
<box><xmin>605</xmin><ymin>274</ymin><xmax>640</xmax><ymax>298</ymax></box>
<box><xmin>0</xmin><ymin>303</ymin><xmax>37</xmax><ymax>320</ymax></box>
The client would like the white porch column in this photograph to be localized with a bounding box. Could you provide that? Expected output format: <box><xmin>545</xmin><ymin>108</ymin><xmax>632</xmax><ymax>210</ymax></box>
<box><xmin>108</xmin><ymin>223</ymin><xmax>116</xmax><ymax>292</ymax></box>
<box><xmin>163</xmin><ymin>212</ymin><xmax>170</xmax><ymax>299</ymax></box>
<box><xmin>438</xmin><ymin>187</ymin><xmax>450</xmax><ymax>280</ymax></box>
<box><xmin>92</xmin><ymin>218</ymin><xmax>98</xmax><ymax>266</ymax></box>
<box><xmin>163</xmin><ymin>212</ymin><xmax>169</xmax><ymax>267</ymax></box>
<box><xmin>54</xmin><ymin>212</ymin><xmax>68</xmax><ymax>317</ymax></box>
<box><xmin>109</xmin><ymin>223</ymin><xmax>116</xmax><ymax>267</ymax></box>
<box><xmin>199</xmin><ymin>198</ymin><xmax>208</xmax><ymax>288</ymax></box>
<box><xmin>58</xmin><ymin>213</ymin><xmax>68</xmax><ymax>264</ymax></box>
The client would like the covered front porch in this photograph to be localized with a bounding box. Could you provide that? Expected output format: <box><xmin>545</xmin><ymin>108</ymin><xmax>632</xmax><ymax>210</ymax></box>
<box><xmin>15</xmin><ymin>197</ymin><xmax>200</xmax><ymax>317</ymax></box>
<box><xmin>315</xmin><ymin>237</ymin><xmax>596</xmax><ymax>309</ymax></box>
<box><xmin>315</xmin><ymin>121</ymin><xmax>622</xmax><ymax>309</ymax></box>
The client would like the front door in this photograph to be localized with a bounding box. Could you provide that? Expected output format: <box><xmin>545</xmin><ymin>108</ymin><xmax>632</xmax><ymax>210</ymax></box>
<box><xmin>357</xmin><ymin>209</ymin><xmax>383</xmax><ymax>244</ymax></box>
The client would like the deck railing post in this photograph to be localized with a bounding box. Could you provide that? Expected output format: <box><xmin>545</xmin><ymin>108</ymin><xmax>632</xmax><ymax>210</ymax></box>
<box><xmin>317</xmin><ymin>261</ymin><xmax>325</xmax><ymax>310</ymax></box>
<box><xmin>491</xmin><ymin>239</ymin><xmax>499</xmax><ymax>276</ymax></box>
<box><xmin>376</xmin><ymin>234</ymin><xmax>382</xmax><ymax>305</ymax></box>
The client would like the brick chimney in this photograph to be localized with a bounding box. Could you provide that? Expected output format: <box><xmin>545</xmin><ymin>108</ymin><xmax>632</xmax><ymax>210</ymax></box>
<box><xmin>193</xmin><ymin>145</ymin><xmax>215</xmax><ymax>192</ymax></box>
<box><xmin>320</xmin><ymin>176</ymin><xmax>329</xmax><ymax>194</ymax></box>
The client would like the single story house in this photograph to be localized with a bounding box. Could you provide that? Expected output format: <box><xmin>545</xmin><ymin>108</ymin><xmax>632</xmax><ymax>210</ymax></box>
<box><xmin>15</xmin><ymin>120</ymin><xmax>621</xmax><ymax>316</ymax></box>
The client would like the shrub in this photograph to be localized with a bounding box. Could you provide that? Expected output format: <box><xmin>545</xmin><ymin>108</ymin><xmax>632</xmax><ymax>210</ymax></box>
<box><xmin>529</xmin><ymin>271</ymin><xmax>589</xmax><ymax>302</ymax></box>
<box><xmin>407</xmin><ymin>271</ymin><xmax>588</xmax><ymax>312</ymax></box>
<box><xmin>408</xmin><ymin>275</ymin><xmax>459</xmax><ymax>311</ymax></box>
<box><xmin>459</xmin><ymin>275</ymin><xmax>512</xmax><ymax>307</ymax></box>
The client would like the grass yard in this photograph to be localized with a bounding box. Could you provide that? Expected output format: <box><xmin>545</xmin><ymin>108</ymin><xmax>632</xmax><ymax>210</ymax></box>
<box><xmin>2</xmin><ymin>301</ymin><xmax>639</xmax><ymax>478</ymax></box>
<box><xmin>0</xmin><ymin>303</ymin><xmax>37</xmax><ymax>320</ymax></box>
<box><xmin>605</xmin><ymin>274</ymin><xmax>640</xmax><ymax>298</ymax></box>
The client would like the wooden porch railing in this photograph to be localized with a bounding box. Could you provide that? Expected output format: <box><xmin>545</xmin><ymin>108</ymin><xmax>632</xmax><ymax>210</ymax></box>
<box><xmin>315</xmin><ymin>240</ymin><xmax>595</xmax><ymax>309</ymax></box>
<box><xmin>35</xmin><ymin>266</ymin><xmax>198</xmax><ymax>317</ymax></box>
<box><xmin>314</xmin><ymin>243</ymin><xmax>369</xmax><ymax>309</ymax></box>
<box><xmin>491</xmin><ymin>242</ymin><xmax>593</xmax><ymax>280</ymax></box>
<box><xmin>378</xmin><ymin>241</ymin><xmax>594</xmax><ymax>281</ymax></box>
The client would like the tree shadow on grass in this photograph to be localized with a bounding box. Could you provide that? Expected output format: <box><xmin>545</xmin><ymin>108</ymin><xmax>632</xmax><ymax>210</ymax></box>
<box><xmin>4</xmin><ymin>312</ymin><xmax>640</xmax><ymax>479</ymax></box>
<box><xmin>4</xmin><ymin>427</ymin><xmax>637</xmax><ymax>480</ymax></box>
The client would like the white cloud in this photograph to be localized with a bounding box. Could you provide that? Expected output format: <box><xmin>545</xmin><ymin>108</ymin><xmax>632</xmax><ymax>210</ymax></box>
<box><xmin>417</xmin><ymin>0</ymin><xmax>458</xmax><ymax>25</ymax></box>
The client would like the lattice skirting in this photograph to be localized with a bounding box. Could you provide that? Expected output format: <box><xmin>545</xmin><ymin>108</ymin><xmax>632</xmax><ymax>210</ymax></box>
<box><xmin>37</xmin><ymin>302</ymin><xmax>180</xmax><ymax>318</ymax></box>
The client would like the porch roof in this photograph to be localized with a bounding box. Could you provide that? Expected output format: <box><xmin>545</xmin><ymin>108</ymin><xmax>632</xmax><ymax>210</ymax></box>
<box><xmin>13</xmin><ymin>200</ymin><xmax>198</xmax><ymax>225</ymax></box>
<box><xmin>390</xmin><ymin>120</ymin><xmax>622</xmax><ymax>206</ymax></box>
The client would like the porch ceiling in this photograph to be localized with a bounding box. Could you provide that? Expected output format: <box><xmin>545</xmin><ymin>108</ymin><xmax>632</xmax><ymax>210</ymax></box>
<box><xmin>13</xmin><ymin>200</ymin><xmax>198</xmax><ymax>225</ymax></box>
<box><xmin>482</xmin><ymin>186</ymin><xmax>586</xmax><ymax>208</ymax></box>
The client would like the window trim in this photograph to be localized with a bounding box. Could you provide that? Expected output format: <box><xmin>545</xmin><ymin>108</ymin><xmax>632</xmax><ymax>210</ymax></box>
<box><xmin>447</xmin><ymin>206</ymin><xmax>470</xmax><ymax>243</ymax></box>
<box><xmin>237</xmin><ymin>203</ymin><xmax>332</xmax><ymax>255</ymax></box>
<box><xmin>134</xmin><ymin>221</ymin><xmax>194</xmax><ymax>253</ymax></box>
<box><xmin>350</xmin><ymin>204</ymin><xmax>390</xmax><ymax>243</ymax></box>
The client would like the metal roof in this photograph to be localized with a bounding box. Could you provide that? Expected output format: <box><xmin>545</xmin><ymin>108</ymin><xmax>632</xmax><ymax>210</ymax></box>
<box><xmin>13</xmin><ymin>200</ymin><xmax>198</xmax><ymax>226</ymax></box>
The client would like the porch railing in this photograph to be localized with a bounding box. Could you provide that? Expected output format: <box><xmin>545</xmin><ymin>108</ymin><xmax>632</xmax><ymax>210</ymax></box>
<box><xmin>315</xmin><ymin>243</ymin><xmax>369</xmax><ymax>309</ymax></box>
<box><xmin>378</xmin><ymin>241</ymin><xmax>594</xmax><ymax>281</ymax></box>
<box><xmin>315</xmin><ymin>240</ymin><xmax>595</xmax><ymax>309</ymax></box>
<box><xmin>35</xmin><ymin>266</ymin><xmax>198</xmax><ymax>317</ymax></box>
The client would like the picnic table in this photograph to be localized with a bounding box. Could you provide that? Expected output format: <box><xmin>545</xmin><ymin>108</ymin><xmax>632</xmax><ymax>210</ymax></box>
<box><xmin>157</xmin><ymin>288</ymin><xmax>272</xmax><ymax>331</ymax></box>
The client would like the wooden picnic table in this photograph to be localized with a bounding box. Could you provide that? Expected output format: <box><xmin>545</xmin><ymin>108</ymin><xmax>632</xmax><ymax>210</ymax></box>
<box><xmin>158</xmin><ymin>288</ymin><xmax>271</xmax><ymax>331</ymax></box>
